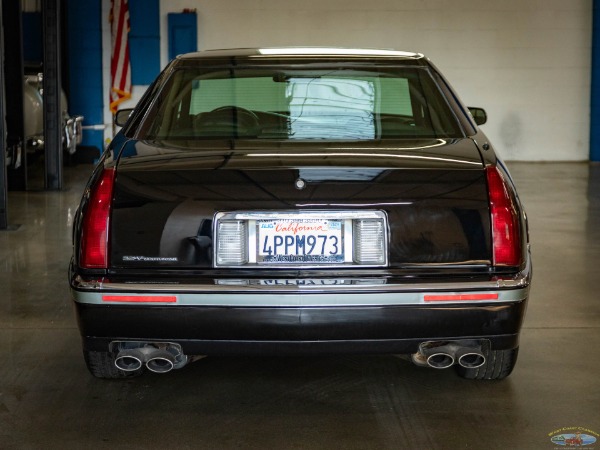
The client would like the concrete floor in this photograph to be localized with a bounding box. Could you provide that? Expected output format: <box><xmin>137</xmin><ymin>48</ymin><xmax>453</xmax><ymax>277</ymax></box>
<box><xmin>0</xmin><ymin>162</ymin><xmax>599</xmax><ymax>449</ymax></box>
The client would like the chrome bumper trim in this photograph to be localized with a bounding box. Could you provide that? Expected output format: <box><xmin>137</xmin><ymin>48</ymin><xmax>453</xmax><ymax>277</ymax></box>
<box><xmin>72</xmin><ymin>263</ymin><xmax>530</xmax><ymax>294</ymax></box>
<box><xmin>71</xmin><ymin>264</ymin><xmax>531</xmax><ymax>307</ymax></box>
<box><xmin>73</xmin><ymin>276</ymin><xmax>528</xmax><ymax>293</ymax></box>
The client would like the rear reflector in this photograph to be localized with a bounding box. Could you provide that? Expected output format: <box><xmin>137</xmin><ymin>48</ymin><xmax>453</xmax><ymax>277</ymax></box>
<box><xmin>424</xmin><ymin>293</ymin><xmax>499</xmax><ymax>302</ymax></box>
<box><xmin>80</xmin><ymin>168</ymin><xmax>116</xmax><ymax>269</ymax></box>
<box><xmin>102</xmin><ymin>295</ymin><xmax>177</xmax><ymax>303</ymax></box>
<box><xmin>486</xmin><ymin>166</ymin><xmax>522</xmax><ymax>266</ymax></box>
<box><xmin>353</xmin><ymin>219</ymin><xmax>385</xmax><ymax>265</ymax></box>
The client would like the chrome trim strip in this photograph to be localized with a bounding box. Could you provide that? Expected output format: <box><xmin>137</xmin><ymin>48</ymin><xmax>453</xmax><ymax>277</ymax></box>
<box><xmin>71</xmin><ymin>258</ymin><xmax>531</xmax><ymax>307</ymax></box>
<box><xmin>220</xmin><ymin>211</ymin><xmax>387</xmax><ymax>221</ymax></box>
<box><xmin>72</xmin><ymin>260</ymin><xmax>530</xmax><ymax>294</ymax></box>
<box><xmin>247</xmin><ymin>221</ymin><xmax>257</xmax><ymax>264</ymax></box>
<box><xmin>71</xmin><ymin>285</ymin><xmax>528</xmax><ymax>307</ymax></box>
<box><xmin>72</xmin><ymin>276</ymin><xmax>529</xmax><ymax>293</ymax></box>
<box><xmin>343</xmin><ymin>219</ymin><xmax>353</xmax><ymax>260</ymax></box>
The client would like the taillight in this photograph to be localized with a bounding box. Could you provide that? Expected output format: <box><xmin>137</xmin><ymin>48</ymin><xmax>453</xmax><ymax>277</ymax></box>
<box><xmin>486</xmin><ymin>165</ymin><xmax>522</xmax><ymax>266</ymax></box>
<box><xmin>80</xmin><ymin>168</ymin><xmax>116</xmax><ymax>269</ymax></box>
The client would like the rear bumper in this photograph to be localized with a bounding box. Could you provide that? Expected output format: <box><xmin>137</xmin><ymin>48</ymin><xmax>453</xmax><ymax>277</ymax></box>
<box><xmin>71</xmin><ymin>267</ymin><xmax>530</xmax><ymax>356</ymax></box>
<box><xmin>74</xmin><ymin>302</ymin><xmax>526</xmax><ymax>355</ymax></box>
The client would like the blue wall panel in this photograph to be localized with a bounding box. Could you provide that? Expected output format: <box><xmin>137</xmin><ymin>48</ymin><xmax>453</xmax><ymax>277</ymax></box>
<box><xmin>66</xmin><ymin>0</ymin><xmax>160</xmax><ymax>154</ymax></box>
<box><xmin>66</xmin><ymin>0</ymin><xmax>103</xmax><ymax>153</ymax></box>
<box><xmin>129</xmin><ymin>0</ymin><xmax>160</xmax><ymax>85</ymax></box>
<box><xmin>168</xmin><ymin>13</ymin><xmax>197</xmax><ymax>61</ymax></box>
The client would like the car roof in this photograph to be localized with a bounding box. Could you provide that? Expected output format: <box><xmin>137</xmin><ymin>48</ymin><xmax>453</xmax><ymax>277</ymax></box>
<box><xmin>175</xmin><ymin>47</ymin><xmax>426</xmax><ymax>65</ymax></box>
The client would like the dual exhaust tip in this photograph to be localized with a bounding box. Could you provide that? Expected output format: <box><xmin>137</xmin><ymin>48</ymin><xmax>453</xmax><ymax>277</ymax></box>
<box><xmin>113</xmin><ymin>343</ymin><xmax>187</xmax><ymax>374</ymax></box>
<box><xmin>113</xmin><ymin>340</ymin><xmax>484</xmax><ymax>373</ymax></box>
<box><xmin>412</xmin><ymin>341</ymin><xmax>486</xmax><ymax>370</ymax></box>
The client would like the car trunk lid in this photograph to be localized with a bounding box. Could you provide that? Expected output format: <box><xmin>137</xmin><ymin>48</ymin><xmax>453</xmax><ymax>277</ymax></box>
<box><xmin>107</xmin><ymin>138</ymin><xmax>491</xmax><ymax>271</ymax></box>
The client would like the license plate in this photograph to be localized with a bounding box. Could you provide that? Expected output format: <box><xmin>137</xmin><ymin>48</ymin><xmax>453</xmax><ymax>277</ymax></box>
<box><xmin>257</xmin><ymin>218</ymin><xmax>344</xmax><ymax>264</ymax></box>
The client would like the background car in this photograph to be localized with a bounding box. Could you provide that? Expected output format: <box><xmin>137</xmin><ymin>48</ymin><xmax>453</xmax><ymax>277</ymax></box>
<box><xmin>70</xmin><ymin>48</ymin><xmax>531</xmax><ymax>381</ymax></box>
<box><xmin>19</xmin><ymin>64</ymin><xmax>83</xmax><ymax>165</ymax></box>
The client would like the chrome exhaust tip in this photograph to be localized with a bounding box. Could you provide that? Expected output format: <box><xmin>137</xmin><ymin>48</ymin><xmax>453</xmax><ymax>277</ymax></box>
<box><xmin>112</xmin><ymin>342</ymin><xmax>187</xmax><ymax>374</ymax></box>
<box><xmin>412</xmin><ymin>342</ymin><xmax>456</xmax><ymax>369</ymax></box>
<box><xmin>412</xmin><ymin>340</ymin><xmax>487</xmax><ymax>370</ymax></box>
<box><xmin>426</xmin><ymin>351</ymin><xmax>455</xmax><ymax>369</ymax></box>
<box><xmin>146</xmin><ymin>350</ymin><xmax>176</xmax><ymax>374</ymax></box>
<box><xmin>114</xmin><ymin>349</ymin><xmax>145</xmax><ymax>372</ymax></box>
<box><xmin>456</xmin><ymin>348</ymin><xmax>486</xmax><ymax>369</ymax></box>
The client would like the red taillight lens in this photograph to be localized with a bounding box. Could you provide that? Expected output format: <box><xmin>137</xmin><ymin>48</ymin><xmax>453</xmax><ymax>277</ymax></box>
<box><xmin>80</xmin><ymin>168</ymin><xmax>116</xmax><ymax>269</ymax></box>
<box><xmin>486</xmin><ymin>166</ymin><xmax>522</xmax><ymax>266</ymax></box>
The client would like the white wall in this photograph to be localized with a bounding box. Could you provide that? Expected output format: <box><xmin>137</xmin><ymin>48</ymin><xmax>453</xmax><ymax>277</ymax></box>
<box><xmin>109</xmin><ymin>0</ymin><xmax>593</xmax><ymax>161</ymax></box>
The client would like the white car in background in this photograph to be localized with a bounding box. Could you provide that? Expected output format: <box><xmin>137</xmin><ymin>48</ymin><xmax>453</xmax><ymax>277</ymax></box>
<box><xmin>5</xmin><ymin>68</ymin><xmax>83</xmax><ymax>169</ymax></box>
<box><xmin>23</xmin><ymin>71</ymin><xmax>83</xmax><ymax>157</ymax></box>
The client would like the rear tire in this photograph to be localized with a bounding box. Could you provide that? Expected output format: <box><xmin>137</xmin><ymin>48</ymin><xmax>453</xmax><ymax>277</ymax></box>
<box><xmin>455</xmin><ymin>347</ymin><xmax>519</xmax><ymax>380</ymax></box>
<box><xmin>83</xmin><ymin>350</ymin><xmax>144</xmax><ymax>379</ymax></box>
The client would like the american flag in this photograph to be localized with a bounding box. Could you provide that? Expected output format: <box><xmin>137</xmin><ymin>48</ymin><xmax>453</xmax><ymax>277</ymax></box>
<box><xmin>109</xmin><ymin>0</ymin><xmax>132</xmax><ymax>113</ymax></box>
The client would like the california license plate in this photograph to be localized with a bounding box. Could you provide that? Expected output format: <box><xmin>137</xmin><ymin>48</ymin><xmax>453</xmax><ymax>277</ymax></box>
<box><xmin>257</xmin><ymin>218</ymin><xmax>344</xmax><ymax>264</ymax></box>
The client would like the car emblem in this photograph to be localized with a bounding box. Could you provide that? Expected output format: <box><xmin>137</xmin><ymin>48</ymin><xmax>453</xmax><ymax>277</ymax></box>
<box><xmin>294</xmin><ymin>178</ymin><xmax>306</xmax><ymax>190</ymax></box>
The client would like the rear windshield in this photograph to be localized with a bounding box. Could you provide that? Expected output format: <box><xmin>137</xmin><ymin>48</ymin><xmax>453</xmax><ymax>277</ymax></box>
<box><xmin>139</xmin><ymin>66</ymin><xmax>463</xmax><ymax>140</ymax></box>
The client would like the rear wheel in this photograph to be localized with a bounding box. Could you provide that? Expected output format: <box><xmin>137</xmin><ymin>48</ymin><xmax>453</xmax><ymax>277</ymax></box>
<box><xmin>83</xmin><ymin>350</ymin><xmax>144</xmax><ymax>379</ymax></box>
<box><xmin>456</xmin><ymin>347</ymin><xmax>519</xmax><ymax>380</ymax></box>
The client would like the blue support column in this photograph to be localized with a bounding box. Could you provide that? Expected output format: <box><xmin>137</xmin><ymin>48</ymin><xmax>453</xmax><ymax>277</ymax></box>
<box><xmin>592</xmin><ymin>0</ymin><xmax>600</xmax><ymax>161</ymax></box>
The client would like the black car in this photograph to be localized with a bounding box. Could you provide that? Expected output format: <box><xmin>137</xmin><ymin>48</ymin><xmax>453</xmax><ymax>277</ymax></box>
<box><xmin>70</xmin><ymin>48</ymin><xmax>531</xmax><ymax>380</ymax></box>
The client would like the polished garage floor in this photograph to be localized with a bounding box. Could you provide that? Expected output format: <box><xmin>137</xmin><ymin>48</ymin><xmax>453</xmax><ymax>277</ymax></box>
<box><xmin>0</xmin><ymin>162</ymin><xmax>599</xmax><ymax>449</ymax></box>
